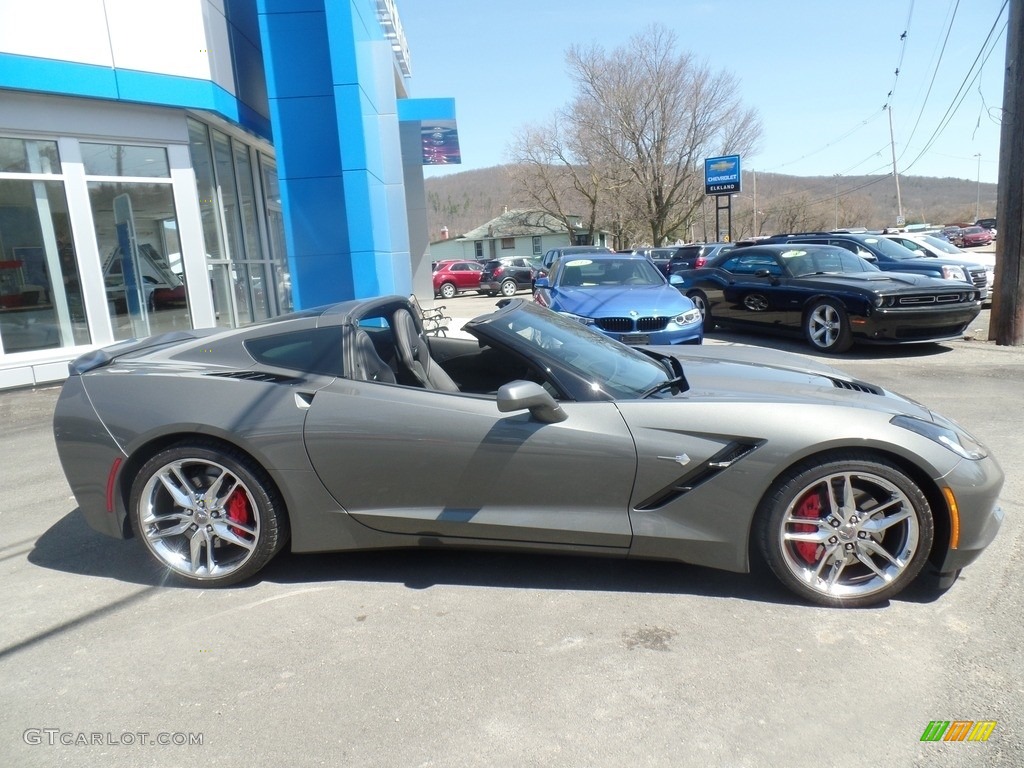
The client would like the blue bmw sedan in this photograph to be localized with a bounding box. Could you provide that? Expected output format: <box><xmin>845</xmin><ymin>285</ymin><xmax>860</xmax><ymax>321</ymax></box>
<box><xmin>533</xmin><ymin>252</ymin><xmax>703</xmax><ymax>345</ymax></box>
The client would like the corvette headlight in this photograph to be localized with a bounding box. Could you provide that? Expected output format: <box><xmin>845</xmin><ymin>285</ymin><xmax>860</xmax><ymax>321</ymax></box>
<box><xmin>891</xmin><ymin>415</ymin><xmax>987</xmax><ymax>460</ymax></box>
<box><xmin>557</xmin><ymin>311</ymin><xmax>594</xmax><ymax>326</ymax></box>
<box><xmin>941</xmin><ymin>265</ymin><xmax>967</xmax><ymax>282</ymax></box>
<box><xmin>674</xmin><ymin>309</ymin><xmax>703</xmax><ymax>326</ymax></box>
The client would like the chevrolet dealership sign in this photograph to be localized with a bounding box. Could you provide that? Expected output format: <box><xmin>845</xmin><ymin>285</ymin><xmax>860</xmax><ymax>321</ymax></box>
<box><xmin>705</xmin><ymin>155</ymin><xmax>742</xmax><ymax>195</ymax></box>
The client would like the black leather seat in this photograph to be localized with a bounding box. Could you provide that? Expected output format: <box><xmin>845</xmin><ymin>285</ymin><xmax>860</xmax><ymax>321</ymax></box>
<box><xmin>352</xmin><ymin>329</ymin><xmax>396</xmax><ymax>383</ymax></box>
<box><xmin>392</xmin><ymin>308</ymin><xmax>460</xmax><ymax>392</ymax></box>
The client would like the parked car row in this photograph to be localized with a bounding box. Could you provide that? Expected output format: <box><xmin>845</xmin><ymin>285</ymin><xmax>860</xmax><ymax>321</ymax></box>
<box><xmin>431</xmin><ymin>256</ymin><xmax>542</xmax><ymax>299</ymax></box>
<box><xmin>672</xmin><ymin>243</ymin><xmax>981</xmax><ymax>354</ymax></box>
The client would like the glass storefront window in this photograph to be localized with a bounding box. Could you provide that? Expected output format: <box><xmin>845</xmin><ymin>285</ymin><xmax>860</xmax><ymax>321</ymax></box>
<box><xmin>260</xmin><ymin>155</ymin><xmax>292</xmax><ymax>314</ymax></box>
<box><xmin>87</xmin><ymin>181</ymin><xmax>190</xmax><ymax>341</ymax></box>
<box><xmin>187</xmin><ymin>119</ymin><xmax>227</xmax><ymax>264</ymax></box>
<box><xmin>0</xmin><ymin>178</ymin><xmax>89</xmax><ymax>353</ymax></box>
<box><xmin>188</xmin><ymin>118</ymin><xmax>286</xmax><ymax>326</ymax></box>
<box><xmin>0</xmin><ymin>138</ymin><xmax>61</xmax><ymax>174</ymax></box>
<box><xmin>80</xmin><ymin>143</ymin><xmax>170</xmax><ymax>178</ymax></box>
<box><xmin>211</xmin><ymin>130</ymin><xmax>244</xmax><ymax>261</ymax></box>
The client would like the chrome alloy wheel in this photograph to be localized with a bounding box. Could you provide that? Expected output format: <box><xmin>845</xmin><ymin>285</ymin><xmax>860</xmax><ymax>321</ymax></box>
<box><xmin>807</xmin><ymin>303</ymin><xmax>842</xmax><ymax>348</ymax></box>
<box><xmin>138</xmin><ymin>457</ymin><xmax>260</xmax><ymax>580</ymax></box>
<box><xmin>779</xmin><ymin>471</ymin><xmax>921</xmax><ymax>600</ymax></box>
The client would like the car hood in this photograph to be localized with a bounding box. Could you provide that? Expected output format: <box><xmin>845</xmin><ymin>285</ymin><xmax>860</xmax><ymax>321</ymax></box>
<box><xmin>794</xmin><ymin>271</ymin><xmax>972</xmax><ymax>292</ymax></box>
<box><xmin>552</xmin><ymin>284</ymin><xmax>694</xmax><ymax>316</ymax></box>
<box><xmin>644</xmin><ymin>343</ymin><xmax>933</xmax><ymax>419</ymax></box>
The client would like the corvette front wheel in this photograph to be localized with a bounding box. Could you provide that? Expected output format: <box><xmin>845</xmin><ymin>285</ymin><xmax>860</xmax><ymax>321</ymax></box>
<box><xmin>130</xmin><ymin>443</ymin><xmax>288</xmax><ymax>587</ymax></box>
<box><xmin>756</xmin><ymin>453</ymin><xmax>933</xmax><ymax>608</ymax></box>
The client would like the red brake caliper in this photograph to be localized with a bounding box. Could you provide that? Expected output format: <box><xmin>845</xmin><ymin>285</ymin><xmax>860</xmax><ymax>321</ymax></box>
<box><xmin>226</xmin><ymin>488</ymin><xmax>252</xmax><ymax>538</ymax></box>
<box><xmin>793</xmin><ymin>490</ymin><xmax>824</xmax><ymax>564</ymax></box>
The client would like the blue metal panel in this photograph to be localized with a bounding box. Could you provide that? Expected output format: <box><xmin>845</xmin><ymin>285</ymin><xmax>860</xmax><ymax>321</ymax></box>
<box><xmin>342</xmin><ymin>169</ymin><xmax>386</xmax><ymax>253</ymax></box>
<box><xmin>0</xmin><ymin>53</ymin><xmax>119</xmax><ymax>99</ymax></box>
<box><xmin>322</xmin><ymin>0</ymin><xmax>362</xmax><ymax>85</ymax></box>
<box><xmin>257</xmin><ymin>11</ymin><xmax>333</xmax><ymax>100</ymax></box>
<box><xmin>397</xmin><ymin>98</ymin><xmax>457</xmax><ymax>122</ymax></box>
<box><xmin>272</xmin><ymin>95</ymin><xmax>342</xmax><ymax>180</ymax></box>
<box><xmin>257</xmin><ymin>0</ymin><xmax>415</xmax><ymax>304</ymax></box>
<box><xmin>332</xmin><ymin>84</ymin><xmax>368</xmax><ymax>169</ymax></box>
<box><xmin>290</xmin><ymin>251</ymin><xmax>353</xmax><ymax>307</ymax></box>
<box><xmin>279</xmin><ymin>176</ymin><xmax>349</xmax><ymax>256</ymax></box>
<box><xmin>0</xmin><ymin>53</ymin><xmax>272</xmax><ymax>139</ymax></box>
<box><xmin>260</xmin><ymin>0</ymin><xmax>324</xmax><ymax>13</ymax></box>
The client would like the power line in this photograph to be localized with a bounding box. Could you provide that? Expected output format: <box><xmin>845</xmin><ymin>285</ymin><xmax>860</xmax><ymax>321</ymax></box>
<box><xmin>900</xmin><ymin>1</ymin><xmax>1009</xmax><ymax>174</ymax></box>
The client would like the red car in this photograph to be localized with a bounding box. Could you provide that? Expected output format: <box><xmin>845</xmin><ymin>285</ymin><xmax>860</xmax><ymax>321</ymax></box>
<box><xmin>432</xmin><ymin>259</ymin><xmax>483</xmax><ymax>299</ymax></box>
<box><xmin>955</xmin><ymin>226</ymin><xmax>992</xmax><ymax>248</ymax></box>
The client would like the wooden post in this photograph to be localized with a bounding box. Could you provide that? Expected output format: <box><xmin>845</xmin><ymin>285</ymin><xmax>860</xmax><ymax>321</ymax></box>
<box><xmin>990</xmin><ymin>0</ymin><xmax>1024</xmax><ymax>344</ymax></box>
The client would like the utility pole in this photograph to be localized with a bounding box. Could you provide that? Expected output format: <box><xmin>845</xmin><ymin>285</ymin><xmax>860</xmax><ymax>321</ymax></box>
<box><xmin>887</xmin><ymin>105</ymin><xmax>904</xmax><ymax>226</ymax></box>
<box><xmin>834</xmin><ymin>174</ymin><xmax>841</xmax><ymax>229</ymax></box>
<box><xmin>974</xmin><ymin>153</ymin><xmax>982</xmax><ymax>221</ymax></box>
<box><xmin>990</xmin><ymin>0</ymin><xmax>1023</xmax><ymax>345</ymax></box>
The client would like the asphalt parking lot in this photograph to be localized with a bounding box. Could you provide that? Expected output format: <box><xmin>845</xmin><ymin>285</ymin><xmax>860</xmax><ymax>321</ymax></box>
<box><xmin>2</xmin><ymin>294</ymin><xmax>1022</xmax><ymax>767</ymax></box>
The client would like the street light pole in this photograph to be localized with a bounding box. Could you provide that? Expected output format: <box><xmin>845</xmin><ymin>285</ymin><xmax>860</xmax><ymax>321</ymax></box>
<box><xmin>974</xmin><ymin>153</ymin><xmax>982</xmax><ymax>221</ymax></box>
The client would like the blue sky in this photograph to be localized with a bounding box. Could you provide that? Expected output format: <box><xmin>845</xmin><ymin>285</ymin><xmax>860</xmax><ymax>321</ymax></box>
<box><xmin>399</xmin><ymin>0</ymin><xmax>1008</xmax><ymax>184</ymax></box>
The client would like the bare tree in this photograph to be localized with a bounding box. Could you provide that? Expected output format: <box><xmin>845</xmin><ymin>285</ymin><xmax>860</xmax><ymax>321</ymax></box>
<box><xmin>507</xmin><ymin>24</ymin><xmax>761</xmax><ymax>248</ymax></box>
<box><xmin>507</xmin><ymin>117</ymin><xmax>606</xmax><ymax>245</ymax></box>
<box><xmin>565</xmin><ymin>25</ymin><xmax>762</xmax><ymax>245</ymax></box>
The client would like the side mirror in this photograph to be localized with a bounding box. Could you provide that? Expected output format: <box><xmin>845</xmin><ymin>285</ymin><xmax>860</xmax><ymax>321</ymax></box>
<box><xmin>669</xmin><ymin>274</ymin><xmax>683</xmax><ymax>286</ymax></box>
<box><xmin>534</xmin><ymin>276</ymin><xmax>550</xmax><ymax>289</ymax></box>
<box><xmin>496</xmin><ymin>380</ymin><xmax>567</xmax><ymax>423</ymax></box>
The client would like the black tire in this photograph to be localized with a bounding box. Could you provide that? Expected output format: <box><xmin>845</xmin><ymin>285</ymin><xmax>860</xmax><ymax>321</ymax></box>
<box><xmin>755</xmin><ymin>452</ymin><xmax>934</xmax><ymax>608</ymax></box>
<box><xmin>439</xmin><ymin>282</ymin><xmax>457</xmax><ymax>300</ymax></box>
<box><xmin>804</xmin><ymin>299</ymin><xmax>853</xmax><ymax>353</ymax></box>
<box><xmin>500</xmin><ymin>279</ymin><xmax>518</xmax><ymax>297</ymax></box>
<box><xmin>130</xmin><ymin>442</ymin><xmax>288</xmax><ymax>587</ymax></box>
<box><xmin>687</xmin><ymin>290</ymin><xmax>715</xmax><ymax>331</ymax></box>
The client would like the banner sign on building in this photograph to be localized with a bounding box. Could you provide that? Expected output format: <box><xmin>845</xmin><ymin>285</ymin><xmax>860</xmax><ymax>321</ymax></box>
<box><xmin>705</xmin><ymin>155</ymin><xmax>742</xmax><ymax>196</ymax></box>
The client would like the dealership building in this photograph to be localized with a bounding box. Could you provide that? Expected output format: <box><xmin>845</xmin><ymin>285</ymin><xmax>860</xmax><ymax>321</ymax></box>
<box><xmin>0</xmin><ymin>0</ymin><xmax>459</xmax><ymax>389</ymax></box>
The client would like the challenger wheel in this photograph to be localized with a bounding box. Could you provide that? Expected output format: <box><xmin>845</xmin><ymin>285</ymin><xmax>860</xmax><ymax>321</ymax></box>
<box><xmin>804</xmin><ymin>299</ymin><xmax>853</xmax><ymax>353</ymax></box>
<box><xmin>756</xmin><ymin>453</ymin><xmax>933</xmax><ymax>608</ymax></box>
<box><xmin>130</xmin><ymin>443</ymin><xmax>288</xmax><ymax>587</ymax></box>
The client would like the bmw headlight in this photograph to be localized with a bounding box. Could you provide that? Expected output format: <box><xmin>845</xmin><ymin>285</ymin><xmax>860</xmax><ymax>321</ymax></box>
<box><xmin>891</xmin><ymin>414</ymin><xmax>988</xmax><ymax>460</ymax></box>
<box><xmin>674</xmin><ymin>309</ymin><xmax>703</xmax><ymax>326</ymax></box>
<box><xmin>557</xmin><ymin>311</ymin><xmax>594</xmax><ymax>326</ymax></box>
<box><xmin>941</xmin><ymin>265</ymin><xmax>967</xmax><ymax>282</ymax></box>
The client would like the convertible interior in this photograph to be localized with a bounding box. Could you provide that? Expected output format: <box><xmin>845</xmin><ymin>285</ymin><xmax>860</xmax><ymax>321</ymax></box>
<box><xmin>356</xmin><ymin>307</ymin><xmax>549</xmax><ymax>397</ymax></box>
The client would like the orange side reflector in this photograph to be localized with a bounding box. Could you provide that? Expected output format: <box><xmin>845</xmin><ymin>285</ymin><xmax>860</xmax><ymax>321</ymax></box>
<box><xmin>942</xmin><ymin>486</ymin><xmax>960</xmax><ymax>549</ymax></box>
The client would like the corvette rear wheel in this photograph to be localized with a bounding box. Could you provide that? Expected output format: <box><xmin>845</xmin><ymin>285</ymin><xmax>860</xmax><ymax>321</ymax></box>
<box><xmin>131</xmin><ymin>443</ymin><xmax>287</xmax><ymax>587</ymax></box>
<box><xmin>756</xmin><ymin>453</ymin><xmax>933</xmax><ymax>608</ymax></box>
<box><xmin>804</xmin><ymin>299</ymin><xmax>853</xmax><ymax>353</ymax></box>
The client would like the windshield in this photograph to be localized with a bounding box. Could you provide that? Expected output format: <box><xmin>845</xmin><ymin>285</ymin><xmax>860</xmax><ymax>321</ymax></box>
<box><xmin>556</xmin><ymin>257</ymin><xmax>666</xmax><ymax>287</ymax></box>
<box><xmin>918</xmin><ymin>234</ymin><xmax>962</xmax><ymax>254</ymax></box>
<box><xmin>468</xmin><ymin>300</ymin><xmax>668</xmax><ymax>399</ymax></box>
<box><xmin>862</xmin><ymin>236</ymin><xmax>923</xmax><ymax>261</ymax></box>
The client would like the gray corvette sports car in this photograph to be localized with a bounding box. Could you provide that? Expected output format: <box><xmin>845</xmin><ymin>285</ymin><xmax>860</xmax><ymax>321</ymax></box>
<box><xmin>53</xmin><ymin>295</ymin><xmax>1003</xmax><ymax>607</ymax></box>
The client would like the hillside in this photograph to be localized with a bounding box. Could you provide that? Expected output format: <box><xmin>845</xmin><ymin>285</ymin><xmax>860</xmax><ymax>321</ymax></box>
<box><xmin>423</xmin><ymin>166</ymin><xmax>998</xmax><ymax>246</ymax></box>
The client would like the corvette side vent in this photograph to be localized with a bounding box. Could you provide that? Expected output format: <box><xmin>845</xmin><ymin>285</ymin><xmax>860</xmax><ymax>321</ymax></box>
<box><xmin>829</xmin><ymin>377</ymin><xmax>883</xmax><ymax>395</ymax></box>
<box><xmin>634</xmin><ymin>440</ymin><xmax>763</xmax><ymax>511</ymax></box>
<box><xmin>206</xmin><ymin>370</ymin><xmax>303</xmax><ymax>385</ymax></box>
